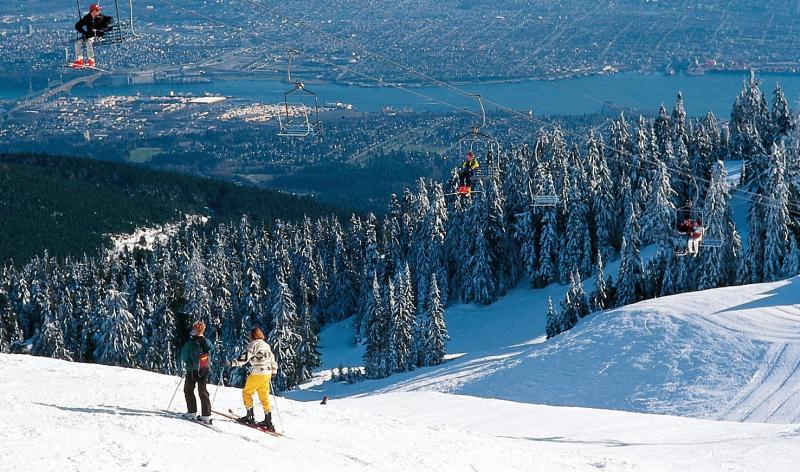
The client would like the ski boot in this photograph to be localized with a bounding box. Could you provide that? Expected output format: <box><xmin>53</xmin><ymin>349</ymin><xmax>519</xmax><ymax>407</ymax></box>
<box><xmin>70</xmin><ymin>58</ymin><xmax>85</xmax><ymax>69</ymax></box>
<box><xmin>236</xmin><ymin>408</ymin><xmax>255</xmax><ymax>425</ymax></box>
<box><xmin>86</xmin><ymin>57</ymin><xmax>96</xmax><ymax>68</ymax></box>
<box><xmin>181</xmin><ymin>411</ymin><xmax>196</xmax><ymax>420</ymax></box>
<box><xmin>457</xmin><ymin>185</ymin><xmax>471</xmax><ymax>196</ymax></box>
<box><xmin>256</xmin><ymin>411</ymin><xmax>276</xmax><ymax>432</ymax></box>
<box><xmin>197</xmin><ymin>415</ymin><xmax>212</xmax><ymax>425</ymax></box>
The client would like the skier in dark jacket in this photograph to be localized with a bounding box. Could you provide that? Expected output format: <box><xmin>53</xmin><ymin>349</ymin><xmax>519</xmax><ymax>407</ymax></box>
<box><xmin>71</xmin><ymin>3</ymin><xmax>114</xmax><ymax>68</ymax></box>
<box><xmin>457</xmin><ymin>151</ymin><xmax>480</xmax><ymax>195</ymax></box>
<box><xmin>180</xmin><ymin>321</ymin><xmax>214</xmax><ymax>424</ymax></box>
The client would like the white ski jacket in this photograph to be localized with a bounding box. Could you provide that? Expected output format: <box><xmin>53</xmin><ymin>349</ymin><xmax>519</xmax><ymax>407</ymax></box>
<box><xmin>231</xmin><ymin>339</ymin><xmax>278</xmax><ymax>375</ymax></box>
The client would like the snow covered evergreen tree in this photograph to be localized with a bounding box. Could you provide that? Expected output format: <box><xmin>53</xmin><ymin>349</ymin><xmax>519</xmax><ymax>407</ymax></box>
<box><xmin>544</xmin><ymin>297</ymin><xmax>560</xmax><ymax>339</ymax></box>
<box><xmin>698</xmin><ymin>161</ymin><xmax>738</xmax><ymax>290</ymax></box>
<box><xmin>390</xmin><ymin>263</ymin><xmax>415</xmax><ymax>372</ymax></box>
<box><xmin>559</xmin><ymin>291</ymin><xmax>579</xmax><ymax>334</ymax></box>
<box><xmin>536</xmin><ymin>184</ymin><xmax>559</xmax><ymax>287</ymax></box>
<box><xmin>465</xmin><ymin>196</ymin><xmax>497</xmax><ymax>304</ymax></box>
<box><xmin>782</xmin><ymin>236</ymin><xmax>800</xmax><ymax>277</ymax></box>
<box><xmin>421</xmin><ymin>273</ymin><xmax>448</xmax><ymax>367</ymax></box>
<box><xmin>640</xmin><ymin>161</ymin><xmax>676</xmax><ymax>251</ymax></box>
<box><xmin>590</xmin><ymin>251</ymin><xmax>609</xmax><ymax>312</ymax></box>
<box><xmin>568</xmin><ymin>270</ymin><xmax>590</xmax><ymax>318</ymax></box>
<box><xmin>94</xmin><ymin>287</ymin><xmax>141</xmax><ymax>367</ymax></box>
<box><xmin>268</xmin><ymin>273</ymin><xmax>302</xmax><ymax>390</ymax></box>
<box><xmin>363</xmin><ymin>275</ymin><xmax>390</xmax><ymax>379</ymax></box>
<box><xmin>561</xmin><ymin>177</ymin><xmax>592</xmax><ymax>279</ymax></box>
<box><xmin>762</xmin><ymin>144</ymin><xmax>791</xmax><ymax>281</ymax></box>
<box><xmin>0</xmin><ymin>288</ymin><xmax>21</xmax><ymax>352</ymax></box>
<box><xmin>771</xmin><ymin>84</ymin><xmax>795</xmax><ymax>146</ymax></box>
<box><xmin>616</xmin><ymin>201</ymin><xmax>644</xmax><ymax>306</ymax></box>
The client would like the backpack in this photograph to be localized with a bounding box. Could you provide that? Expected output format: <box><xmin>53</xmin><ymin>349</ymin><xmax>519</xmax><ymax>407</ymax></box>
<box><xmin>194</xmin><ymin>337</ymin><xmax>210</xmax><ymax>370</ymax></box>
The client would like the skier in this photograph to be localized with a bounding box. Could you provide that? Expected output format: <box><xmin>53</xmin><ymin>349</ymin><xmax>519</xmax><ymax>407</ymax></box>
<box><xmin>180</xmin><ymin>320</ymin><xmax>214</xmax><ymax>424</ymax></box>
<box><xmin>687</xmin><ymin>219</ymin><xmax>704</xmax><ymax>256</ymax></box>
<box><xmin>71</xmin><ymin>3</ymin><xmax>114</xmax><ymax>69</ymax></box>
<box><xmin>457</xmin><ymin>151</ymin><xmax>480</xmax><ymax>195</ymax></box>
<box><xmin>229</xmin><ymin>327</ymin><xmax>278</xmax><ymax>431</ymax></box>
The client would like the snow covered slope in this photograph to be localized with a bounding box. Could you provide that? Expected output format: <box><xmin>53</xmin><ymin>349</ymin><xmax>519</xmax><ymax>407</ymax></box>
<box><xmin>303</xmin><ymin>277</ymin><xmax>800</xmax><ymax>423</ymax></box>
<box><xmin>1</xmin><ymin>354</ymin><xmax>798</xmax><ymax>472</ymax></box>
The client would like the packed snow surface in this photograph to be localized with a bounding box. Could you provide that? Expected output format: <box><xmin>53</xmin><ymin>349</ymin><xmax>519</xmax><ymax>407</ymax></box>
<box><xmin>3</xmin><ymin>277</ymin><xmax>800</xmax><ymax>471</ymax></box>
<box><xmin>1</xmin><ymin>355</ymin><xmax>798</xmax><ymax>472</ymax></box>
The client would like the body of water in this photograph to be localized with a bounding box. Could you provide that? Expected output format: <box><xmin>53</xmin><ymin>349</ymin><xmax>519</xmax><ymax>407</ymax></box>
<box><xmin>9</xmin><ymin>71</ymin><xmax>800</xmax><ymax>117</ymax></box>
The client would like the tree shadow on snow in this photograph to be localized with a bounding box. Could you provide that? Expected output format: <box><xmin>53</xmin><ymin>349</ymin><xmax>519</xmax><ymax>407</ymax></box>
<box><xmin>714</xmin><ymin>277</ymin><xmax>800</xmax><ymax>314</ymax></box>
<box><xmin>33</xmin><ymin>402</ymin><xmax>181</xmax><ymax>419</ymax></box>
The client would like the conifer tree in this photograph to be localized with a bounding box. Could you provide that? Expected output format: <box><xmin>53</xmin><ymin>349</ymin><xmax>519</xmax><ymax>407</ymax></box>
<box><xmin>672</xmin><ymin>92</ymin><xmax>688</xmax><ymax>147</ymax></box>
<box><xmin>544</xmin><ymin>297</ymin><xmax>560</xmax><ymax>339</ymax></box>
<box><xmin>515</xmin><ymin>199</ymin><xmax>538</xmax><ymax>286</ymax></box>
<box><xmin>536</xmin><ymin>176</ymin><xmax>559</xmax><ymax>287</ymax></box>
<box><xmin>0</xmin><ymin>289</ymin><xmax>21</xmax><ymax>352</ymax></box>
<box><xmin>390</xmin><ymin>263</ymin><xmax>415</xmax><ymax>372</ymax></box>
<box><xmin>561</xmin><ymin>177</ymin><xmax>592</xmax><ymax>279</ymax></box>
<box><xmin>422</xmin><ymin>274</ymin><xmax>448</xmax><ymax>367</ymax></box>
<box><xmin>363</xmin><ymin>275</ymin><xmax>389</xmax><ymax>378</ymax></box>
<box><xmin>699</xmin><ymin>162</ymin><xmax>737</xmax><ymax>290</ymax></box>
<box><xmin>94</xmin><ymin>287</ymin><xmax>141</xmax><ymax>367</ymax></box>
<box><xmin>35</xmin><ymin>312</ymin><xmax>71</xmax><ymax>361</ymax></box>
<box><xmin>593</xmin><ymin>139</ymin><xmax>617</xmax><ymax>260</ymax></box>
<box><xmin>744</xmin><ymin>195</ymin><xmax>766</xmax><ymax>284</ymax></box>
<box><xmin>559</xmin><ymin>292</ymin><xmax>579</xmax><ymax>334</ymax></box>
<box><xmin>590</xmin><ymin>252</ymin><xmax>609</xmax><ymax>311</ymax></box>
<box><xmin>771</xmin><ymin>84</ymin><xmax>795</xmax><ymax>146</ymax></box>
<box><xmin>295</xmin><ymin>280</ymin><xmax>321</xmax><ymax>384</ymax></box>
<box><xmin>782</xmin><ymin>237</ymin><xmax>800</xmax><ymax>277</ymax></box>
<box><xmin>762</xmin><ymin>144</ymin><xmax>791</xmax><ymax>281</ymax></box>
<box><xmin>267</xmin><ymin>270</ymin><xmax>299</xmax><ymax>390</ymax></box>
<box><xmin>568</xmin><ymin>270</ymin><xmax>590</xmax><ymax>318</ymax></box>
<box><xmin>616</xmin><ymin>201</ymin><xmax>644</xmax><ymax>306</ymax></box>
<box><xmin>640</xmin><ymin>161</ymin><xmax>676</xmax><ymax>251</ymax></box>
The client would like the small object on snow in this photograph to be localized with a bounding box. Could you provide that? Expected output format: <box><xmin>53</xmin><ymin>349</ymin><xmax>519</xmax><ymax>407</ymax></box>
<box><xmin>321</xmin><ymin>396</ymin><xmax>328</xmax><ymax>405</ymax></box>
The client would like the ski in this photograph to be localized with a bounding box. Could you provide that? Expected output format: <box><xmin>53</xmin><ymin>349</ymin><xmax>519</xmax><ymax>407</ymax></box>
<box><xmin>442</xmin><ymin>191</ymin><xmax>484</xmax><ymax>197</ymax></box>
<box><xmin>212</xmin><ymin>409</ymin><xmax>283</xmax><ymax>437</ymax></box>
<box><xmin>62</xmin><ymin>64</ymin><xmax>108</xmax><ymax>73</ymax></box>
<box><xmin>162</xmin><ymin>410</ymin><xmax>224</xmax><ymax>433</ymax></box>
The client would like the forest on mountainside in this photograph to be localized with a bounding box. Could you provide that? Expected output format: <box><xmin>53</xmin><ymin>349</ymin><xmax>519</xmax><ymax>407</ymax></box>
<box><xmin>0</xmin><ymin>153</ymin><xmax>351</xmax><ymax>265</ymax></box>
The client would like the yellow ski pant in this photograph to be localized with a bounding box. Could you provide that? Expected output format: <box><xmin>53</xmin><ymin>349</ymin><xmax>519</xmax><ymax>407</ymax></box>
<box><xmin>242</xmin><ymin>374</ymin><xmax>272</xmax><ymax>412</ymax></box>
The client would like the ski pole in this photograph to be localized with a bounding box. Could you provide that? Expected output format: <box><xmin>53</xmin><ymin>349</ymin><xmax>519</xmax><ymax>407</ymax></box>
<box><xmin>211</xmin><ymin>364</ymin><xmax>225</xmax><ymax>409</ymax></box>
<box><xmin>166</xmin><ymin>375</ymin><xmax>184</xmax><ymax>411</ymax></box>
<box><xmin>270</xmin><ymin>378</ymin><xmax>283</xmax><ymax>432</ymax></box>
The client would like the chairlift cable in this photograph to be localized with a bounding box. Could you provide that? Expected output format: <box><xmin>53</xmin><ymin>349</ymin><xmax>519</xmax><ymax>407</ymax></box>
<box><xmin>235</xmin><ymin>0</ymin><xmax>800</xmax><ymax>217</ymax></box>
<box><xmin>154</xmin><ymin>0</ymin><xmax>800</xmax><ymax>219</ymax></box>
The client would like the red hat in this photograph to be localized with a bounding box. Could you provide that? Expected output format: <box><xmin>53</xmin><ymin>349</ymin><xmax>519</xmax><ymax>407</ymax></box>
<box><xmin>466</xmin><ymin>151</ymin><xmax>475</xmax><ymax>159</ymax></box>
<box><xmin>89</xmin><ymin>3</ymin><xmax>102</xmax><ymax>12</ymax></box>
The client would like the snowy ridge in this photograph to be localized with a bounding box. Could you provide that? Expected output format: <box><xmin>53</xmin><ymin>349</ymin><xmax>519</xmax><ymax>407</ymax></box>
<box><xmin>302</xmin><ymin>277</ymin><xmax>800</xmax><ymax>424</ymax></box>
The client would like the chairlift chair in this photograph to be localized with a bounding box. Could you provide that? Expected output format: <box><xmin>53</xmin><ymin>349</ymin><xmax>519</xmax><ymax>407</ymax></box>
<box><xmin>528</xmin><ymin>179</ymin><xmax>558</xmax><ymax>207</ymax></box>
<box><xmin>74</xmin><ymin>0</ymin><xmax>139</xmax><ymax>46</ymax></box>
<box><xmin>674</xmin><ymin>202</ymin><xmax>725</xmax><ymax>253</ymax></box>
<box><xmin>455</xmin><ymin>94</ymin><xmax>499</xmax><ymax>180</ymax></box>
<box><xmin>277</xmin><ymin>51</ymin><xmax>321</xmax><ymax>138</ymax></box>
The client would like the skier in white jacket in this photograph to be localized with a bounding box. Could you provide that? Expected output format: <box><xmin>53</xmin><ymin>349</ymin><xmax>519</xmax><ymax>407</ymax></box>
<box><xmin>229</xmin><ymin>327</ymin><xmax>278</xmax><ymax>430</ymax></box>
